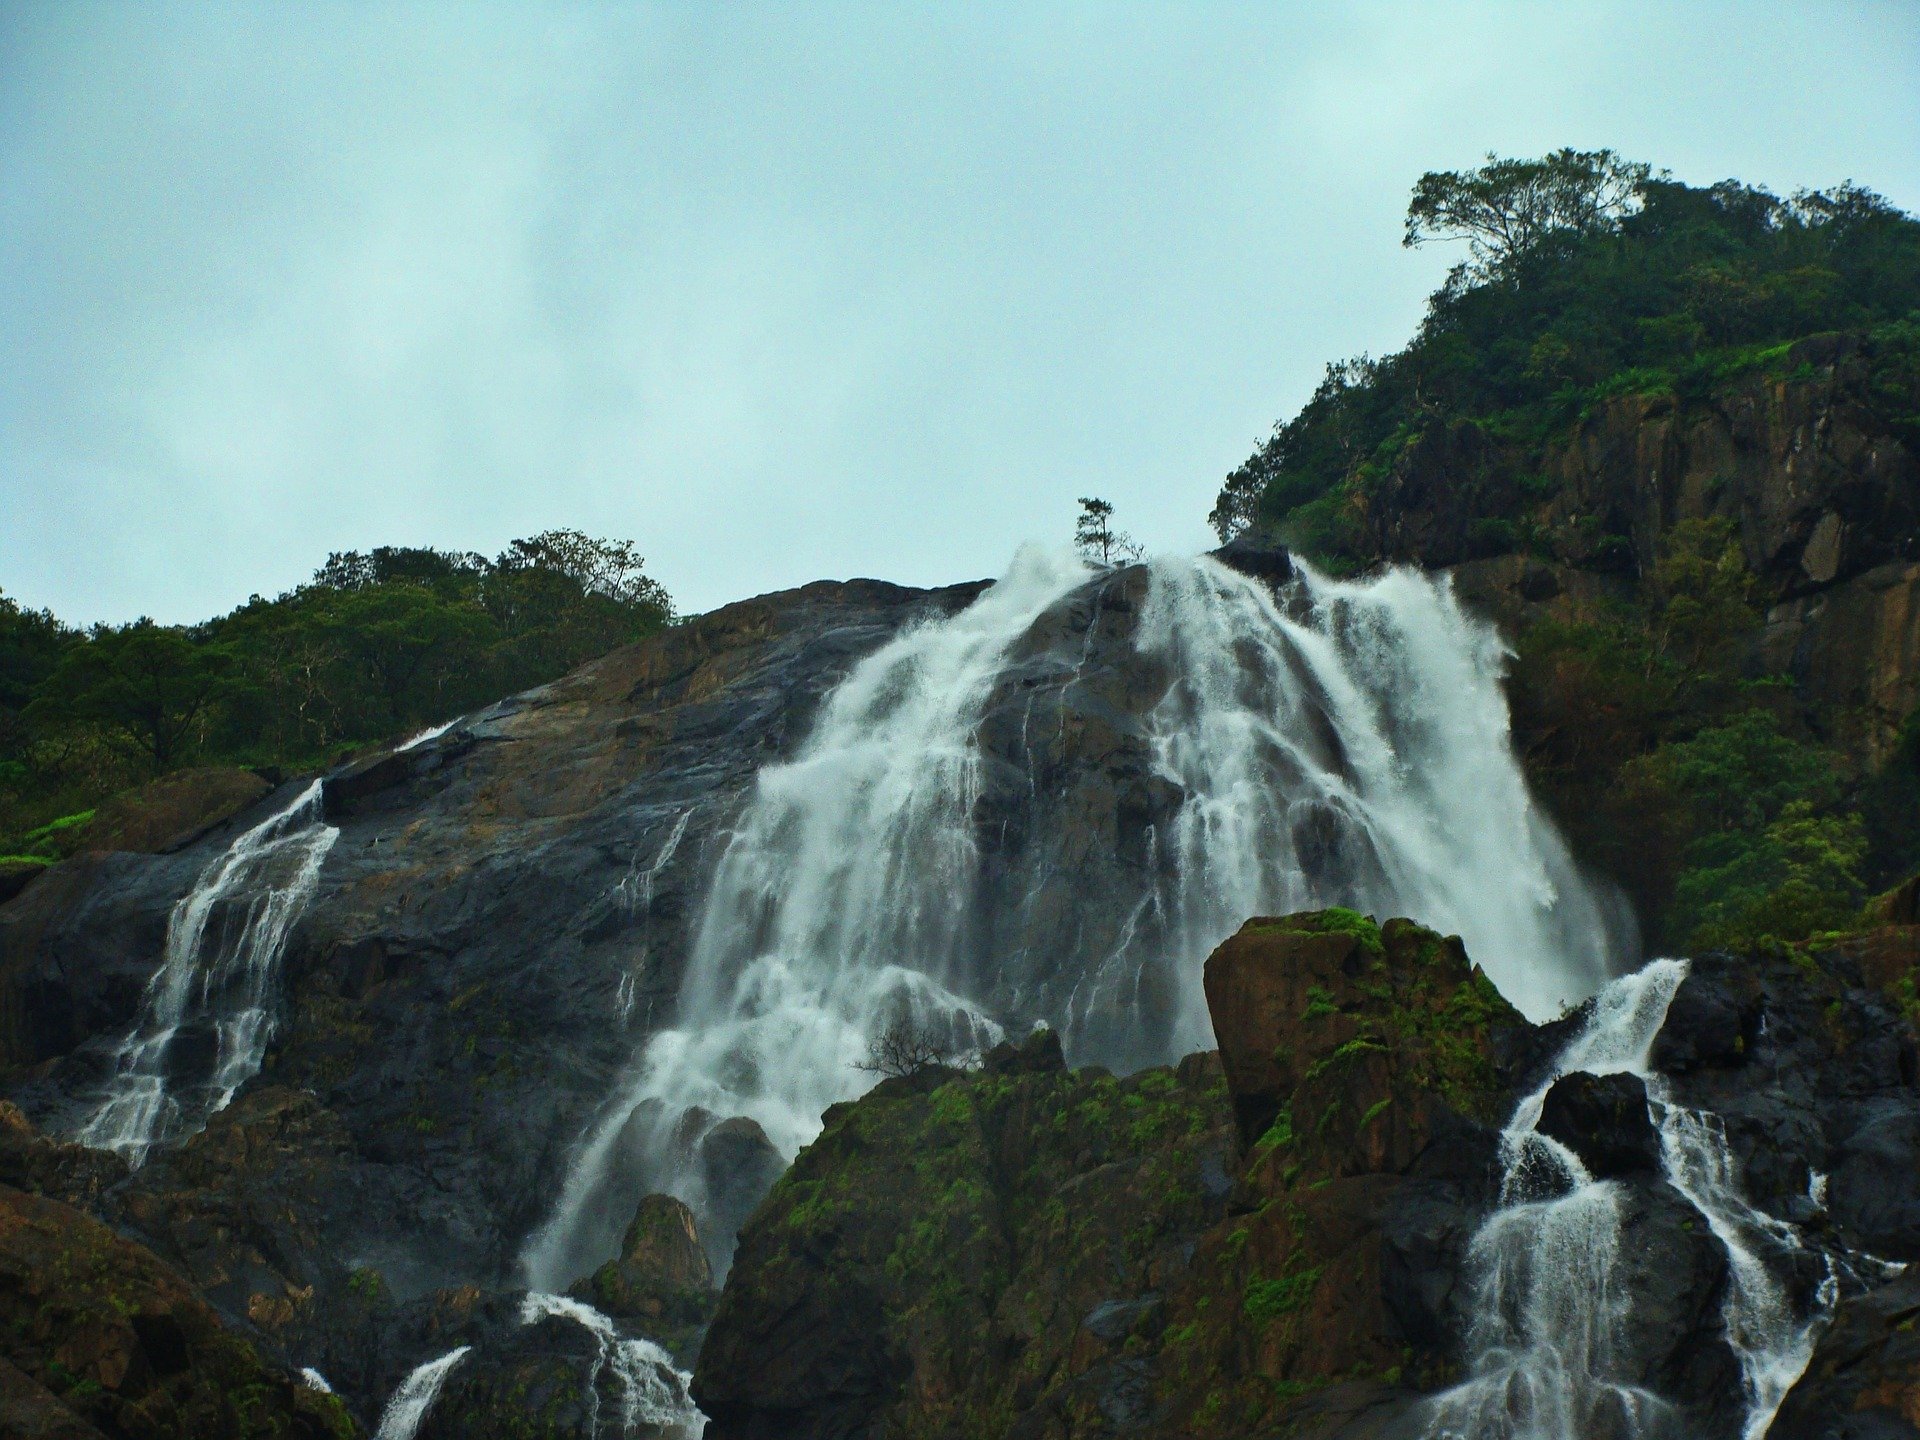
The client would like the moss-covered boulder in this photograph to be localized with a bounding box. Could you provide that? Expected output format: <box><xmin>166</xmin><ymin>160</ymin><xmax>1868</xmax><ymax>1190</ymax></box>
<box><xmin>1204</xmin><ymin>910</ymin><xmax>1522</xmax><ymax>1176</ymax></box>
<box><xmin>693</xmin><ymin>1029</ymin><xmax>1236</xmax><ymax>1440</ymax></box>
<box><xmin>0</xmin><ymin>1182</ymin><xmax>359</xmax><ymax>1439</ymax></box>
<box><xmin>567</xmin><ymin>1194</ymin><xmax>714</xmax><ymax>1356</ymax></box>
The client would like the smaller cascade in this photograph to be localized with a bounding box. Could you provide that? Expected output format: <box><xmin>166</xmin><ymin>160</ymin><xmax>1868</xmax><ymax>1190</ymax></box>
<box><xmin>1423</xmin><ymin>962</ymin><xmax>1688</xmax><ymax>1440</ymax></box>
<box><xmin>77</xmin><ymin>780</ymin><xmax>338</xmax><ymax>1164</ymax></box>
<box><xmin>520</xmin><ymin>1292</ymin><xmax>705</xmax><ymax>1438</ymax></box>
<box><xmin>615</xmin><ymin>810</ymin><xmax>694</xmax><ymax>1025</ymax></box>
<box><xmin>1423</xmin><ymin>960</ymin><xmax>1843</xmax><ymax>1440</ymax></box>
<box><xmin>398</xmin><ymin>717</ymin><xmax>460</xmax><ymax>750</ymax></box>
<box><xmin>1649</xmin><ymin>1084</ymin><xmax>1830</xmax><ymax>1437</ymax></box>
<box><xmin>375</xmin><ymin>1347</ymin><xmax>471</xmax><ymax>1440</ymax></box>
<box><xmin>300</xmin><ymin>1366</ymin><xmax>333</xmax><ymax>1393</ymax></box>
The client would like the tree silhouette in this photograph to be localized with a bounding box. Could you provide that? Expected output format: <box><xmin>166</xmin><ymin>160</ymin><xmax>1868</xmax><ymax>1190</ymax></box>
<box><xmin>1074</xmin><ymin>497</ymin><xmax>1142</xmax><ymax>567</ymax></box>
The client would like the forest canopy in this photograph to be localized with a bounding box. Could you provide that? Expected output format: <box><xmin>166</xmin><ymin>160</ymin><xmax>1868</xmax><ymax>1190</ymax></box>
<box><xmin>1</xmin><ymin>530</ymin><xmax>671</xmax><ymax>861</ymax></box>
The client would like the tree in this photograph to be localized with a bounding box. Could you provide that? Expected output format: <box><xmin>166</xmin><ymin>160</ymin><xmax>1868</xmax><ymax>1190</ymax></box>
<box><xmin>852</xmin><ymin>1017</ymin><xmax>972</xmax><ymax>1079</ymax></box>
<box><xmin>313</xmin><ymin>585</ymin><xmax>494</xmax><ymax>727</ymax></box>
<box><xmin>312</xmin><ymin>545</ymin><xmax>488</xmax><ymax>594</ymax></box>
<box><xmin>28</xmin><ymin>621</ymin><xmax>233</xmax><ymax>771</ymax></box>
<box><xmin>0</xmin><ymin>590</ymin><xmax>77</xmax><ymax>762</ymax></box>
<box><xmin>1074</xmin><ymin>498</ymin><xmax>1142</xmax><ymax>567</ymax></box>
<box><xmin>494</xmin><ymin>530</ymin><xmax>673</xmax><ymax>617</ymax></box>
<box><xmin>1405</xmin><ymin>148</ymin><xmax>1653</xmax><ymax>280</ymax></box>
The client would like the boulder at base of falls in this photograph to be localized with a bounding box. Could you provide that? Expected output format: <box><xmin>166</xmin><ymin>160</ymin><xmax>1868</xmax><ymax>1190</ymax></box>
<box><xmin>693</xmin><ymin>912</ymin><xmax>1540</xmax><ymax>1440</ymax></box>
<box><xmin>568</xmin><ymin>1194</ymin><xmax>715</xmax><ymax>1357</ymax></box>
<box><xmin>416</xmin><ymin>1297</ymin><xmax>700</xmax><ymax>1440</ymax></box>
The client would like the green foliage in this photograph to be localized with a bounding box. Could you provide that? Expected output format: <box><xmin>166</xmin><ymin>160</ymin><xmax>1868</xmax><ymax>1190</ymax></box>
<box><xmin>1257</xmin><ymin>906</ymin><xmax>1385</xmax><ymax>957</ymax></box>
<box><xmin>1243</xmin><ymin>1264</ymin><xmax>1323</xmax><ymax>1325</ymax></box>
<box><xmin>28</xmin><ymin>620</ymin><xmax>236</xmax><ymax>770</ymax></box>
<box><xmin>1211</xmin><ymin>154</ymin><xmax>1920</xmax><ymax>548</ymax></box>
<box><xmin>1</xmin><ymin>531</ymin><xmax>673</xmax><ymax>855</ymax></box>
<box><xmin>1626</xmin><ymin>710</ymin><xmax>1838</xmax><ymax>835</ymax></box>
<box><xmin>1675</xmin><ymin>802</ymin><xmax>1868</xmax><ymax>950</ymax></box>
<box><xmin>1404</xmin><ymin>148</ymin><xmax>1652</xmax><ymax>280</ymax></box>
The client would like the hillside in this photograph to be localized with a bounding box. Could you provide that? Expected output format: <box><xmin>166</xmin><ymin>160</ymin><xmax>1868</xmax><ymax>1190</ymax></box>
<box><xmin>1213</xmin><ymin>151</ymin><xmax>1920</xmax><ymax>951</ymax></box>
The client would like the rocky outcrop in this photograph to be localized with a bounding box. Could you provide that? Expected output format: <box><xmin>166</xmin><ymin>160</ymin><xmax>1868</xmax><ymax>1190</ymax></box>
<box><xmin>568</xmin><ymin>1194</ymin><xmax>715</xmax><ymax>1357</ymax></box>
<box><xmin>84</xmin><ymin>768</ymin><xmax>275</xmax><ymax>857</ymax></box>
<box><xmin>1369</xmin><ymin>335</ymin><xmax>1920</xmax><ymax>598</ymax></box>
<box><xmin>699</xmin><ymin>911</ymin><xmax>1920</xmax><ymax>1440</ymax></box>
<box><xmin>1774</xmin><ymin>1271</ymin><xmax>1920</xmax><ymax>1439</ymax></box>
<box><xmin>1359</xmin><ymin>335</ymin><xmax>1920</xmax><ymax>765</ymax></box>
<box><xmin>692</xmin><ymin>1027</ymin><xmax>1236</xmax><ymax>1439</ymax></box>
<box><xmin>696</xmin><ymin>914</ymin><xmax>1532</xmax><ymax>1440</ymax></box>
<box><xmin>0</xmin><ymin>1180</ymin><xmax>358</xmax><ymax>1439</ymax></box>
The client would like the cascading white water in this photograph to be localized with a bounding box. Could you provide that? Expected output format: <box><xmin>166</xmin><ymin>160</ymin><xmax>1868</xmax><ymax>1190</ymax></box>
<box><xmin>78</xmin><ymin>779</ymin><xmax>338</xmax><ymax>1165</ymax></box>
<box><xmin>398</xmin><ymin>718</ymin><xmax>460</xmax><ymax>751</ymax></box>
<box><xmin>525</xmin><ymin>548</ymin><xmax>1628</xmax><ymax>1288</ymax></box>
<box><xmin>520</xmin><ymin>1292</ymin><xmax>705</xmax><ymax>1438</ymax></box>
<box><xmin>375</xmin><ymin>1346</ymin><xmax>471</xmax><ymax>1440</ymax></box>
<box><xmin>1647</xmin><ymin>1079</ymin><xmax>1831</xmax><ymax>1437</ymax></box>
<box><xmin>1084</xmin><ymin>556</ymin><xmax>1618</xmax><ymax>1053</ymax></box>
<box><xmin>1423</xmin><ymin>959</ymin><xmax>1839</xmax><ymax>1440</ymax></box>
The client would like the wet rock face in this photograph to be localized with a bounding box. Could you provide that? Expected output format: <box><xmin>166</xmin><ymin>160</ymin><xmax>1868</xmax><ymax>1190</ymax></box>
<box><xmin>1</xmin><ymin>580</ymin><xmax>987</xmax><ymax>1289</ymax></box>
<box><xmin>1774</xmin><ymin>1271</ymin><xmax>1920</xmax><ymax>1439</ymax></box>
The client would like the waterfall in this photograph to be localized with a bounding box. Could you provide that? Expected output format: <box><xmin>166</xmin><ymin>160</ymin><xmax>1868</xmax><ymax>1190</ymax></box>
<box><xmin>375</xmin><ymin>1346</ymin><xmax>471</xmax><ymax>1440</ymax></box>
<box><xmin>525</xmin><ymin>548</ymin><xmax>1628</xmax><ymax>1288</ymax></box>
<box><xmin>1422</xmin><ymin>959</ymin><xmax>1838</xmax><ymax>1440</ymax></box>
<box><xmin>77</xmin><ymin>779</ymin><xmax>338</xmax><ymax>1165</ymax></box>
<box><xmin>520</xmin><ymin>1292</ymin><xmax>705</xmax><ymax>1437</ymax></box>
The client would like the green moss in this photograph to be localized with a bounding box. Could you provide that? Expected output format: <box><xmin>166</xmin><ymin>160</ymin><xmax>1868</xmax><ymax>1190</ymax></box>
<box><xmin>1256</xmin><ymin>907</ymin><xmax>1385</xmax><ymax>958</ymax></box>
<box><xmin>1243</xmin><ymin>1265</ymin><xmax>1324</xmax><ymax>1325</ymax></box>
<box><xmin>1253</xmin><ymin>1107</ymin><xmax>1295</xmax><ymax>1153</ymax></box>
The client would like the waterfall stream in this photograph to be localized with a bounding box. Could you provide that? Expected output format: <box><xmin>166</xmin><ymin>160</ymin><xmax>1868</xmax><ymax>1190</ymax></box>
<box><xmin>78</xmin><ymin>779</ymin><xmax>338</xmax><ymax>1164</ymax></box>
<box><xmin>525</xmin><ymin>548</ymin><xmax>1629</xmax><ymax>1288</ymax></box>
<box><xmin>374</xmin><ymin>1346</ymin><xmax>472</xmax><ymax>1440</ymax></box>
<box><xmin>1422</xmin><ymin>959</ymin><xmax>1839</xmax><ymax>1440</ymax></box>
<box><xmin>520</xmin><ymin>1293</ymin><xmax>705</xmax><ymax>1438</ymax></box>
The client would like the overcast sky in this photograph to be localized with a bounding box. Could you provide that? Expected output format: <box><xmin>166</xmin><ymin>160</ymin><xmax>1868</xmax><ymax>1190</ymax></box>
<box><xmin>3</xmin><ymin>2</ymin><xmax>1917</xmax><ymax>624</ymax></box>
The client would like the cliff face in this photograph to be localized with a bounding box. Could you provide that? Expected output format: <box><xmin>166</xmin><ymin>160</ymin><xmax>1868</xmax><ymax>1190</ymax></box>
<box><xmin>1360</xmin><ymin>333</ymin><xmax>1920</xmax><ymax>767</ymax></box>
<box><xmin>0</xmin><ymin>576</ymin><xmax>989</xmax><ymax>1429</ymax></box>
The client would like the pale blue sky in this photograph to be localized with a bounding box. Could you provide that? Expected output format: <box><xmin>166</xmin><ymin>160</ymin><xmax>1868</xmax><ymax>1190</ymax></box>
<box><xmin>3</xmin><ymin>2</ymin><xmax>1917</xmax><ymax>623</ymax></box>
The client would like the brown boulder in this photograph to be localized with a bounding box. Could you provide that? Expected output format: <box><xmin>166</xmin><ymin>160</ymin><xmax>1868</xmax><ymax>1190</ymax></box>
<box><xmin>569</xmin><ymin>1192</ymin><xmax>714</xmax><ymax>1333</ymax></box>
<box><xmin>1204</xmin><ymin>909</ymin><xmax>1521</xmax><ymax>1173</ymax></box>
<box><xmin>1772</xmin><ymin>1271</ymin><xmax>1920</xmax><ymax>1438</ymax></box>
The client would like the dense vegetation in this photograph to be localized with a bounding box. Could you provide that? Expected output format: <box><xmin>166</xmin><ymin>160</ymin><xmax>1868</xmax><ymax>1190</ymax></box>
<box><xmin>0</xmin><ymin>530</ymin><xmax>671</xmax><ymax>864</ymax></box>
<box><xmin>1210</xmin><ymin>150</ymin><xmax>1920</xmax><ymax>551</ymax></box>
<box><xmin>1213</xmin><ymin>149</ymin><xmax>1920</xmax><ymax>954</ymax></box>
